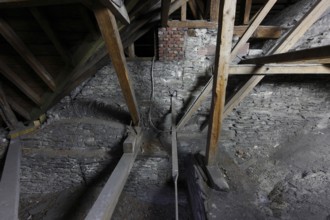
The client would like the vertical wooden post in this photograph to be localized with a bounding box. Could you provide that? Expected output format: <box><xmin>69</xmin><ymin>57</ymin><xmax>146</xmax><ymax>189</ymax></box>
<box><xmin>161</xmin><ymin>0</ymin><xmax>171</xmax><ymax>26</ymax></box>
<box><xmin>94</xmin><ymin>7</ymin><xmax>140</xmax><ymax>125</ymax></box>
<box><xmin>210</xmin><ymin>0</ymin><xmax>220</xmax><ymax>22</ymax></box>
<box><xmin>181</xmin><ymin>0</ymin><xmax>187</xmax><ymax>21</ymax></box>
<box><xmin>206</xmin><ymin>0</ymin><xmax>237</xmax><ymax>166</ymax></box>
<box><xmin>241</xmin><ymin>0</ymin><xmax>252</xmax><ymax>24</ymax></box>
<box><xmin>128</xmin><ymin>44</ymin><xmax>136</xmax><ymax>58</ymax></box>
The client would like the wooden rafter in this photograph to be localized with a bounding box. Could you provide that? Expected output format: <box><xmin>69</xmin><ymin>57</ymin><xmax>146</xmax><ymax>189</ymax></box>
<box><xmin>161</xmin><ymin>0</ymin><xmax>171</xmax><ymax>26</ymax></box>
<box><xmin>223</xmin><ymin>0</ymin><xmax>330</xmax><ymax>120</ymax></box>
<box><xmin>0</xmin><ymin>83</ymin><xmax>19</xmax><ymax>130</ymax></box>
<box><xmin>0</xmin><ymin>18</ymin><xmax>56</xmax><ymax>91</ymax></box>
<box><xmin>99</xmin><ymin>0</ymin><xmax>130</xmax><ymax>25</ymax></box>
<box><xmin>181</xmin><ymin>0</ymin><xmax>187</xmax><ymax>21</ymax></box>
<box><xmin>209</xmin><ymin>0</ymin><xmax>220</xmax><ymax>21</ymax></box>
<box><xmin>0</xmin><ymin>0</ymin><xmax>80</xmax><ymax>8</ymax></box>
<box><xmin>229</xmin><ymin>64</ymin><xmax>330</xmax><ymax>75</ymax></box>
<box><xmin>167</xmin><ymin>21</ymin><xmax>283</xmax><ymax>38</ymax></box>
<box><xmin>206</xmin><ymin>0</ymin><xmax>237</xmax><ymax>165</ymax></box>
<box><xmin>94</xmin><ymin>6</ymin><xmax>140</xmax><ymax>125</ymax></box>
<box><xmin>242</xmin><ymin>45</ymin><xmax>330</xmax><ymax>64</ymax></box>
<box><xmin>231</xmin><ymin>0</ymin><xmax>277</xmax><ymax>59</ymax></box>
<box><xmin>0</xmin><ymin>59</ymin><xmax>42</xmax><ymax>106</ymax></box>
<box><xmin>30</xmin><ymin>7</ymin><xmax>71</xmax><ymax>65</ymax></box>
<box><xmin>241</xmin><ymin>0</ymin><xmax>253</xmax><ymax>24</ymax></box>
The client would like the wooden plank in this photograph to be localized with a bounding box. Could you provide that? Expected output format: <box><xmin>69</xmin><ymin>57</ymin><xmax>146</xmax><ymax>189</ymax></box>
<box><xmin>206</xmin><ymin>0</ymin><xmax>237</xmax><ymax>165</ymax></box>
<box><xmin>167</xmin><ymin>21</ymin><xmax>283</xmax><ymax>38</ymax></box>
<box><xmin>0</xmin><ymin>59</ymin><xmax>42</xmax><ymax>106</ymax></box>
<box><xmin>229</xmin><ymin>64</ymin><xmax>330</xmax><ymax>75</ymax></box>
<box><xmin>99</xmin><ymin>0</ymin><xmax>130</xmax><ymax>25</ymax></box>
<box><xmin>181</xmin><ymin>0</ymin><xmax>187</xmax><ymax>21</ymax></box>
<box><xmin>231</xmin><ymin>0</ymin><xmax>277</xmax><ymax>59</ymax></box>
<box><xmin>0</xmin><ymin>18</ymin><xmax>56</xmax><ymax>91</ymax></box>
<box><xmin>0</xmin><ymin>84</ymin><xmax>19</xmax><ymax>130</ymax></box>
<box><xmin>161</xmin><ymin>0</ymin><xmax>171</xmax><ymax>26</ymax></box>
<box><xmin>0</xmin><ymin>0</ymin><xmax>80</xmax><ymax>7</ymax></box>
<box><xmin>94</xmin><ymin>7</ymin><xmax>140</xmax><ymax>125</ymax></box>
<box><xmin>85</xmin><ymin>130</ymin><xmax>143</xmax><ymax>220</ymax></box>
<box><xmin>0</xmin><ymin>139</ymin><xmax>21</xmax><ymax>220</ymax></box>
<box><xmin>30</xmin><ymin>7</ymin><xmax>71</xmax><ymax>65</ymax></box>
<box><xmin>241</xmin><ymin>45</ymin><xmax>330</xmax><ymax>64</ymax></box>
<box><xmin>210</xmin><ymin>0</ymin><xmax>220</xmax><ymax>21</ymax></box>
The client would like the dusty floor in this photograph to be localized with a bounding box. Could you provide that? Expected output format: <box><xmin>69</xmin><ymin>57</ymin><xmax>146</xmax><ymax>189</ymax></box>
<box><xmin>185</xmin><ymin>128</ymin><xmax>330</xmax><ymax>220</ymax></box>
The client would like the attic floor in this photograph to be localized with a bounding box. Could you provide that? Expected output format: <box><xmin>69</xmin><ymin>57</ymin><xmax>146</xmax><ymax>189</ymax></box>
<box><xmin>19</xmin><ymin>124</ymin><xmax>330</xmax><ymax>220</ymax></box>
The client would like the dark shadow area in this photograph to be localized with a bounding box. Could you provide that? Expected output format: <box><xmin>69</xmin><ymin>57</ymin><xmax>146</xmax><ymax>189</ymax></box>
<box><xmin>0</xmin><ymin>144</ymin><xmax>9</xmax><ymax>181</ymax></box>
<box><xmin>63</xmin><ymin>100</ymin><xmax>132</xmax><ymax>125</ymax></box>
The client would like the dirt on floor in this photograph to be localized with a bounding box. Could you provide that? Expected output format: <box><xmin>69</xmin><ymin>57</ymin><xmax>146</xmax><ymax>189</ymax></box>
<box><xmin>200</xmin><ymin>128</ymin><xmax>330</xmax><ymax>220</ymax></box>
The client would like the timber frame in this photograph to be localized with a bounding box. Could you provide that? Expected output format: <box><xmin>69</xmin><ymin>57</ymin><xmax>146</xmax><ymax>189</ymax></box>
<box><xmin>0</xmin><ymin>0</ymin><xmax>329</xmax><ymax>218</ymax></box>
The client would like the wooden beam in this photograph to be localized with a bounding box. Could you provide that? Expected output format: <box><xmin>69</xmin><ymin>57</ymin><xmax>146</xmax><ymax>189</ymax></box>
<box><xmin>167</xmin><ymin>21</ymin><xmax>283</xmax><ymax>38</ymax></box>
<box><xmin>161</xmin><ymin>0</ymin><xmax>171</xmax><ymax>26</ymax></box>
<box><xmin>85</xmin><ymin>129</ymin><xmax>143</xmax><ymax>220</ymax></box>
<box><xmin>210</xmin><ymin>0</ymin><xmax>220</xmax><ymax>21</ymax></box>
<box><xmin>0</xmin><ymin>84</ymin><xmax>18</xmax><ymax>130</ymax></box>
<box><xmin>234</xmin><ymin>25</ymin><xmax>282</xmax><ymax>39</ymax></box>
<box><xmin>181</xmin><ymin>0</ymin><xmax>187</xmax><ymax>21</ymax></box>
<box><xmin>0</xmin><ymin>0</ymin><xmax>80</xmax><ymax>7</ymax></box>
<box><xmin>241</xmin><ymin>45</ymin><xmax>330</xmax><ymax>64</ymax></box>
<box><xmin>8</xmin><ymin>99</ymin><xmax>31</xmax><ymax>120</ymax></box>
<box><xmin>0</xmin><ymin>59</ymin><xmax>42</xmax><ymax>106</ymax></box>
<box><xmin>188</xmin><ymin>0</ymin><xmax>201</xmax><ymax>19</ymax></box>
<box><xmin>94</xmin><ymin>7</ymin><xmax>140</xmax><ymax>125</ymax></box>
<box><xmin>0</xmin><ymin>139</ymin><xmax>21</xmax><ymax>220</ymax></box>
<box><xmin>229</xmin><ymin>64</ymin><xmax>330</xmax><ymax>75</ymax></box>
<box><xmin>30</xmin><ymin>7</ymin><xmax>71</xmax><ymax>65</ymax></box>
<box><xmin>223</xmin><ymin>0</ymin><xmax>330</xmax><ymax>119</ymax></box>
<box><xmin>177</xmin><ymin>0</ymin><xmax>277</xmax><ymax>130</ymax></box>
<box><xmin>241</xmin><ymin>0</ymin><xmax>253</xmax><ymax>24</ymax></box>
<box><xmin>127</xmin><ymin>44</ymin><xmax>136</xmax><ymax>58</ymax></box>
<box><xmin>0</xmin><ymin>18</ymin><xmax>56</xmax><ymax>91</ymax></box>
<box><xmin>206</xmin><ymin>0</ymin><xmax>237</xmax><ymax>165</ymax></box>
<box><xmin>79</xmin><ymin>6</ymin><xmax>99</xmax><ymax>41</ymax></box>
<box><xmin>231</xmin><ymin>0</ymin><xmax>277</xmax><ymax>59</ymax></box>
<box><xmin>99</xmin><ymin>0</ymin><xmax>130</xmax><ymax>25</ymax></box>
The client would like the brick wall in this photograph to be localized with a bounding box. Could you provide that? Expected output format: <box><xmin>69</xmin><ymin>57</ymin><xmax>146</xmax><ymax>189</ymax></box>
<box><xmin>158</xmin><ymin>27</ymin><xmax>186</xmax><ymax>61</ymax></box>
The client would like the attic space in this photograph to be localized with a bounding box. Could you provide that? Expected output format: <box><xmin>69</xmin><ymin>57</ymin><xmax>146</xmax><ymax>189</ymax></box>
<box><xmin>0</xmin><ymin>0</ymin><xmax>330</xmax><ymax>219</ymax></box>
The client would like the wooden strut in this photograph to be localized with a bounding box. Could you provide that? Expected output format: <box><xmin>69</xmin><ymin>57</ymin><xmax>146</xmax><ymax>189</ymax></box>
<box><xmin>241</xmin><ymin>45</ymin><xmax>330</xmax><ymax>64</ymax></box>
<box><xmin>205</xmin><ymin>0</ymin><xmax>237</xmax><ymax>165</ymax></box>
<box><xmin>177</xmin><ymin>0</ymin><xmax>277</xmax><ymax>130</ymax></box>
<box><xmin>0</xmin><ymin>83</ymin><xmax>19</xmax><ymax>130</ymax></box>
<box><xmin>94</xmin><ymin>6</ymin><xmax>140</xmax><ymax>125</ymax></box>
<box><xmin>0</xmin><ymin>138</ymin><xmax>22</xmax><ymax>220</ymax></box>
<box><xmin>85</xmin><ymin>129</ymin><xmax>143</xmax><ymax>220</ymax></box>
